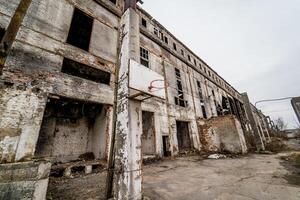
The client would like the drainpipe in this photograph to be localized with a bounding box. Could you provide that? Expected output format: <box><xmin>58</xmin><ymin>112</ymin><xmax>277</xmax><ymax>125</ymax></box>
<box><xmin>0</xmin><ymin>0</ymin><xmax>32</xmax><ymax>74</ymax></box>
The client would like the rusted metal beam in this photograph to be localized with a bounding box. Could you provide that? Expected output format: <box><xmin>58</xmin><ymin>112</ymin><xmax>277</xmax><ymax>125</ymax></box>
<box><xmin>0</xmin><ymin>0</ymin><xmax>32</xmax><ymax>74</ymax></box>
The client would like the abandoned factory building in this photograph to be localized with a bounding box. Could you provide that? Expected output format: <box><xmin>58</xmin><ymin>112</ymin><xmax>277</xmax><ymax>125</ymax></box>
<box><xmin>0</xmin><ymin>0</ymin><xmax>276</xmax><ymax>199</ymax></box>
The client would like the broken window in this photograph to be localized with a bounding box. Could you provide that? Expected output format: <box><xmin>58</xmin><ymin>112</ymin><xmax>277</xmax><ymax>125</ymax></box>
<box><xmin>159</xmin><ymin>31</ymin><xmax>164</xmax><ymax>41</ymax></box>
<box><xmin>0</xmin><ymin>27</ymin><xmax>5</xmax><ymax>41</ymax></box>
<box><xmin>67</xmin><ymin>8</ymin><xmax>93</xmax><ymax>51</ymax></box>
<box><xmin>174</xmin><ymin>68</ymin><xmax>187</xmax><ymax>107</ymax></box>
<box><xmin>61</xmin><ymin>58</ymin><xmax>111</xmax><ymax>84</ymax></box>
<box><xmin>142</xmin><ymin>18</ymin><xmax>147</xmax><ymax>28</ymax></box>
<box><xmin>154</xmin><ymin>28</ymin><xmax>158</xmax><ymax>36</ymax></box>
<box><xmin>140</xmin><ymin>47</ymin><xmax>149</xmax><ymax>67</ymax></box>
<box><xmin>197</xmin><ymin>80</ymin><xmax>207</xmax><ymax>119</ymax></box>
<box><xmin>173</xmin><ymin>43</ymin><xmax>177</xmax><ymax>51</ymax></box>
<box><xmin>164</xmin><ymin>36</ymin><xmax>169</xmax><ymax>44</ymax></box>
<box><xmin>196</xmin><ymin>81</ymin><xmax>204</xmax><ymax>100</ymax></box>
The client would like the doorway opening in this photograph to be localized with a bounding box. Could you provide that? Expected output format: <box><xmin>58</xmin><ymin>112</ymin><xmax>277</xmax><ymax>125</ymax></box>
<box><xmin>176</xmin><ymin>121</ymin><xmax>192</xmax><ymax>151</ymax></box>
<box><xmin>142</xmin><ymin>111</ymin><xmax>156</xmax><ymax>156</ymax></box>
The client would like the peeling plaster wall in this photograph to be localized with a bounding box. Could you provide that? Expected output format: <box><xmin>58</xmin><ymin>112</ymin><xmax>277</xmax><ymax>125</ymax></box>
<box><xmin>199</xmin><ymin>115</ymin><xmax>247</xmax><ymax>154</ymax></box>
<box><xmin>0</xmin><ymin>84</ymin><xmax>47</xmax><ymax>163</ymax></box>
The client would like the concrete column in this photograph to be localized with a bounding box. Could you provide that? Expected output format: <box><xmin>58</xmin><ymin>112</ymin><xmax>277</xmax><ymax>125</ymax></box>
<box><xmin>241</xmin><ymin>93</ymin><xmax>265</xmax><ymax>150</ymax></box>
<box><xmin>114</xmin><ymin>8</ymin><xmax>142</xmax><ymax>200</ymax></box>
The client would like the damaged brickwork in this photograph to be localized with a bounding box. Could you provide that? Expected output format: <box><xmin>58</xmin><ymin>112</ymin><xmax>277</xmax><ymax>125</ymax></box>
<box><xmin>198</xmin><ymin>115</ymin><xmax>247</xmax><ymax>154</ymax></box>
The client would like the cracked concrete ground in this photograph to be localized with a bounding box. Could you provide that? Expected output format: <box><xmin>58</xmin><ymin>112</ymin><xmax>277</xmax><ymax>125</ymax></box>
<box><xmin>143</xmin><ymin>152</ymin><xmax>300</xmax><ymax>200</ymax></box>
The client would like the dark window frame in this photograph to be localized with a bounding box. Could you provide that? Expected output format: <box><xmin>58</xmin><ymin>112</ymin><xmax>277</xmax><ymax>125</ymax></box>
<box><xmin>141</xmin><ymin>18</ymin><xmax>147</xmax><ymax>28</ymax></box>
<box><xmin>66</xmin><ymin>8</ymin><xmax>94</xmax><ymax>51</ymax></box>
<box><xmin>140</xmin><ymin>47</ymin><xmax>149</xmax><ymax>67</ymax></box>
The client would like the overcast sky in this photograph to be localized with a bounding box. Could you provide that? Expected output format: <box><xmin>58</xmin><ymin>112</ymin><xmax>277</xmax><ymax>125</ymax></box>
<box><xmin>141</xmin><ymin>0</ymin><xmax>300</xmax><ymax>129</ymax></box>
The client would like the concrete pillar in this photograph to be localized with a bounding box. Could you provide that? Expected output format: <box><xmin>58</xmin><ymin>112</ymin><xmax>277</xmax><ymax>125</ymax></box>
<box><xmin>113</xmin><ymin>8</ymin><xmax>142</xmax><ymax>200</ymax></box>
<box><xmin>241</xmin><ymin>92</ymin><xmax>265</xmax><ymax>150</ymax></box>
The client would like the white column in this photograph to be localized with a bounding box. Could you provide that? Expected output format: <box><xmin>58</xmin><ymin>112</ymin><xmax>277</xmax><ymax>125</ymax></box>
<box><xmin>114</xmin><ymin>8</ymin><xmax>142</xmax><ymax>200</ymax></box>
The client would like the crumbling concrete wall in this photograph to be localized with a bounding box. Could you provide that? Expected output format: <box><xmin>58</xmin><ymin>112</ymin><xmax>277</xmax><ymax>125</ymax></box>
<box><xmin>0</xmin><ymin>84</ymin><xmax>47</xmax><ymax>163</ymax></box>
<box><xmin>199</xmin><ymin>115</ymin><xmax>248</xmax><ymax>154</ymax></box>
<box><xmin>0</xmin><ymin>161</ymin><xmax>51</xmax><ymax>200</ymax></box>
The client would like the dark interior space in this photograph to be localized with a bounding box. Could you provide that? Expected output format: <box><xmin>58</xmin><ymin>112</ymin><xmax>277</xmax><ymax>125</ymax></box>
<box><xmin>176</xmin><ymin>121</ymin><xmax>192</xmax><ymax>151</ymax></box>
<box><xmin>67</xmin><ymin>8</ymin><xmax>93</xmax><ymax>51</ymax></box>
<box><xmin>142</xmin><ymin>111</ymin><xmax>156</xmax><ymax>155</ymax></box>
<box><xmin>35</xmin><ymin>96</ymin><xmax>106</xmax><ymax>163</ymax></box>
<box><xmin>162</xmin><ymin>136</ymin><xmax>171</xmax><ymax>157</ymax></box>
<box><xmin>0</xmin><ymin>27</ymin><xmax>5</xmax><ymax>42</ymax></box>
<box><xmin>201</xmin><ymin>105</ymin><xmax>207</xmax><ymax>119</ymax></box>
<box><xmin>61</xmin><ymin>58</ymin><xmax>111</xmax><ymax>84</ymax></box>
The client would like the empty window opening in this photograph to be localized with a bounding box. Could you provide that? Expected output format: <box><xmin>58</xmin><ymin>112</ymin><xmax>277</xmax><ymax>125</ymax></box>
<box><xmin>109</xmin><ymin>0</ymin><xmax>117</xmax><ymax>4</ymax></box>
<box><xmin>164</xmin><ymin>36</ymin><xmax>168</xmax><ymax>44</ymax></box>
<box><xmin>196</xmin><ymin>80</ymin><xmax>204</xmax><ymax>100</ymax></box>
<box><xmin>174</xmin><ymin>68</ymin><xmax>187</xmax><ymax>107</ymax></box>
<box><xmin>0</xmin><ymin>27</ymin><xmax>5</xmax><ymax>42</ymax></box>
<box><xmin>222</xmin><ymin>96</ymin><xmax>230</xmax><ymax>115</ymax></box>
<box><xmin>61</xmin><ymin>58</ymin><xmax>111</xmax><ymax>84</ymax></box>
<box><xmin>159</xmin><ymin>31</ymin><xmax>164</xmax><ymax>40</ymax></box>
<box><xmin>142</xmin><ymin>18</ymin><xmax>147</xmax><ymax>28</ymax></box>
<box><xmin>188</xmin><ymin>55</ymin><xmax>191</xmax><ymax>61</ymax></box>
<box><xmin>67</xmin><ymin>8</ymin><xmax>93</xmax><ymax>51</ymax></box>
<box><xmin>142</xmin><ymin>111</ymin><xmax>156</xmax><ymax>156</ymax></box>
<box><xmin>140</xmin><ymin>47</ymin><xmax>149</xmax><ymax>67</ymax></box>
<box><xmin>181</xmin><ymin>49</ymin><xmax>185</xmax><ymax>57</ymax></box>
<box><xmin>176</xmin><ymin>121</ymin><xmax>192</xmax><ymax>151</ymax></box>
<box><xmin>194</xmin><ymin>59</ymin><xmax>197</xmax><ymax>66</ymax></box>
<box><xmin>197</xmin><ymin>81</ymin><xmax>207</xmax><ymax>119</ymax></box>
<box><xmin>154</xmin><ymin>28</ymin><xmax>158</xmax><ymax>36</ymax></box>
<box><xmin>228</xmin><ymin>97</ymin><xmax>237</xmax><ymax>115</ymax></box>
<box><xmin>162</xmin><ymin>136</ymin><xmax>171</xmax><ymax>157</ymax></box>
<box><xmin>201</xmin><ymin>105</ymin><xmax>207</xmax><ymax>119</ymax></box>
<box><xmin>173</xmin><ymin>43</ymin><xmax>177</xmax><ymax>51</ymax></box>
<box><xmin>35</xmin><ymin>96</ymin><xmax>109</xmax><ymax>163</ymax></box>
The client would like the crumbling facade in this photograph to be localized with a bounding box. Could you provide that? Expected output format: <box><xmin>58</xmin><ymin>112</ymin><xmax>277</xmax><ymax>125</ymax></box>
<box><xmin>0</xmin><ymin>0</ymin><xmax>276</xmax><ymax>199</ymax></box>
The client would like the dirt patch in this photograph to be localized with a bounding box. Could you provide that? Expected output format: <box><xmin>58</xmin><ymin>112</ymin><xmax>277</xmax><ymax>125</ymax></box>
<box><xmin>265</xmin><ymin>137</ymin><xmax>289</xmax><ymax>153</ymax></box>
<box><xmin>280</xmin><ymin>152</ymin><xmax>300</xmax><ymax>186</ymax></box>
<box><xmin>46</xmin><ymin>171</ymin><xmax>107</xmax><ymax>200</ymax></box>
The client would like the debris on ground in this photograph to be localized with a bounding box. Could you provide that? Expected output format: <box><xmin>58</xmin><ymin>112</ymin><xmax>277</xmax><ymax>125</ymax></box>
<box><xmin>265</xmin><ymin>137</ymin><xmax>288</xmax><ymax>153</ymax></box>
<box><xmin>207</xmin><ymin>154</ymin><xmax>227</xmax><ymax>159</ymax></box>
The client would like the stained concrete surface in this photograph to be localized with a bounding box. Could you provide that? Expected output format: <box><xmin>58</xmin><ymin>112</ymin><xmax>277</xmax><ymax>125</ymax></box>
<box><xmin>46</xmin><ymin>171</ymin><xmax>107</xmax><ymax>200</ymax></box>
<box><xmin>143</xmin><ymin>152</ymin><xmax>300</xmax><ymax>200</ymax></box>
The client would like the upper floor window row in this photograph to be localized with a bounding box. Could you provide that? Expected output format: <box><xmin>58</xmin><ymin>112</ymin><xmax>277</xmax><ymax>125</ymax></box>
<box><xmin>153</xmin><ymin>27</ymin><xmax>169</xmax><ymax>45</ymax></box>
